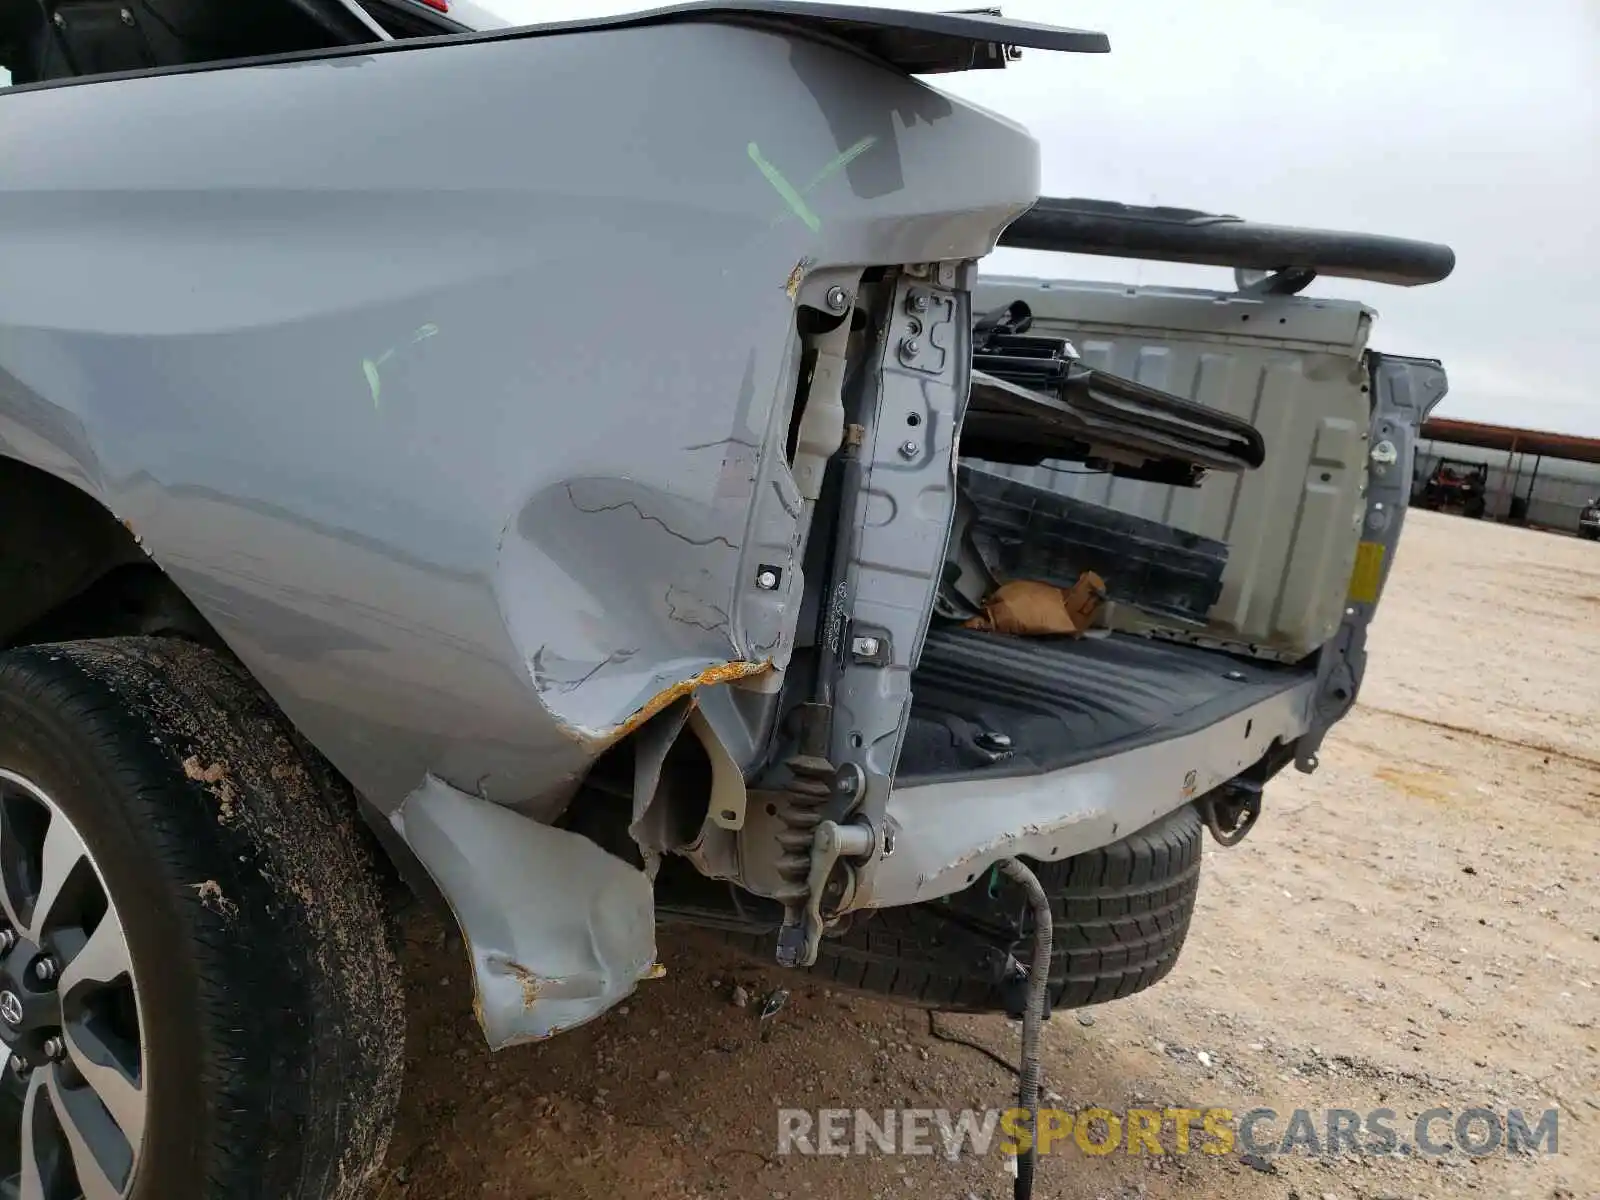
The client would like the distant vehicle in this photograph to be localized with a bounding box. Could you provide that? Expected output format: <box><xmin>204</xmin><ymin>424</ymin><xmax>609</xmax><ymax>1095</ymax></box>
<box><xmin>1415</xmin><ymin>458</ymin><xmax>1489</xmax><ymax>518</ymax></box>
<box><xmin>1580</xmin><ymin>498</ymin><xmax>1600</xmax><ymax>540</ymax></box>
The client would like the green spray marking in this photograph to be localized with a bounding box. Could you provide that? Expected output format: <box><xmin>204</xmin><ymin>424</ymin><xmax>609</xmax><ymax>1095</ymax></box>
<box><xmin>748</xmin><ymin>142</ymin><xmax>820</xmax><ymax>232</ymax></box>
<box><xmin>752</xmin><ymin>135</ymin><xmax>880</xmax><ymax>231</ymax></box>
<box><xmin>362</xmin><ymin>359</ymin><xmax>382</xmax><ymax>409</ymax></box>
<box><xmin>363</xmin><ymin>347</ymin><xmax>396</xmax><ymax>409</ymax></box>
<box><xmin>362</xmin><ymin>329</ymin><xmax>435</xmax><ymax>410</ymax></box>
<box><xmin>800</xmin><ymin>135</ymin><xmax>878</xmax><ymax>195</ymax></box>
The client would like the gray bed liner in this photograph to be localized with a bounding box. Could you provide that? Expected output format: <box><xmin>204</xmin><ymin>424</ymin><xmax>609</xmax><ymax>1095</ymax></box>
<box><xmin>898</xmin><ymin>627</ymin><xmax>1310</xmax><ymax>785</ymax></box>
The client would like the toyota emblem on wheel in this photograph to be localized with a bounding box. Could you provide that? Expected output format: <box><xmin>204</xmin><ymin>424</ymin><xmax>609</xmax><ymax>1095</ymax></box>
<box><xmin>0</xmin><ymin>991</ymin><xmax>22</xmax><ymax>1027</ymax></box>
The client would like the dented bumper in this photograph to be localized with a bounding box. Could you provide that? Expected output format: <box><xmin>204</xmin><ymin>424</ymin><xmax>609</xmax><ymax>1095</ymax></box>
<box><xmin>396</xmin><ymin>777</ymin><xmax>659</xmax><ymax>1047</ymax></box>
<box><xmin>869</xmin><ymin>681</ymin><xmax>1316</xmax><ymax>907</ymax></box>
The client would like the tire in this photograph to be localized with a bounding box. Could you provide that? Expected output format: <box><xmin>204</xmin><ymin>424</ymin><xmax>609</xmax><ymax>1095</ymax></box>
<box><xmin>727</xmin><ymin>804</ymin><xmax>1203</xmax><ymax>1013</ymax></box>
<box><xmin>0</xmin><ymin>637</ymin><xmax>404</xmax><ymax>1200</ymax></box>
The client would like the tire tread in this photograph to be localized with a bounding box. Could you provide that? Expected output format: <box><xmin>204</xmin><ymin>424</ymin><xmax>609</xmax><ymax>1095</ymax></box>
<box><xmin>719</xmin><ymin>804</ymin><xmax>1203</xmax><ymax>1013</ymax></box>
<box><xmin>0</xmin><ymin>638</ymin><xmax>403</xmax><ymax>1200</ymax></box>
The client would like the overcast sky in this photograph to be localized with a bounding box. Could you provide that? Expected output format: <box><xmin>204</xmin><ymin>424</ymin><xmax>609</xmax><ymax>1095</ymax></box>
<box><xmin>502</xmin><ymin>0</ymin><xmax>1599</xmax><ymax>435</ymax></box>
<box><xmin>949</xmin><ymin>0</ymin><xmax>1600</xmax><ymax>438</ymax></box>
<box><xmin>14</xmin><ymin>0</ymin><xmax>1586</xmax><ymax>432</ymax></box>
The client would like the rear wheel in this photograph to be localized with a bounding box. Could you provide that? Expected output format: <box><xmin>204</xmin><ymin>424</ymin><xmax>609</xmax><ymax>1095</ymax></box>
<box><xmin>0</xmin><ymin>637</ymin><xmax>403</xmax><ymax>1199</ymax></box>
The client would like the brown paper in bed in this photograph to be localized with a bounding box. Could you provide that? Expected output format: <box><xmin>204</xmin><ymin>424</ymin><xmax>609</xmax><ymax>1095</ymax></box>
<box><xmin>962</xmin><ymin>572</ymin><xmax>1107</xmax><ymax>637</ymax></box>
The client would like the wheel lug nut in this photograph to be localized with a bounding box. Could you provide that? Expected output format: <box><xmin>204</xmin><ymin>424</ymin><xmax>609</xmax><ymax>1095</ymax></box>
<box><xmin>0</xmin><ymin>930</ymin><xmax>15</xmax><ymax>953</ymax></box>
<box><xmin>41</xmin><ymin>1036</ymin><xmax>64</xmax><ymax>1062</ymax></box>
<box><xmin>33</xmin><ymin>957</ymin><xmax>58</xmax><ymax>982</ymax></box>
<box><xmin>10</xmin><ymin>1055</ymin><xmax>29</xmax><ymax>1076</ymax></box>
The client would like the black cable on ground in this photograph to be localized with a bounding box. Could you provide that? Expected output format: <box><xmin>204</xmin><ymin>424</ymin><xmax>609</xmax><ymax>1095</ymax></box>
<box><xmin>926</xmin><ymin>1011</ymin><xmax>1019</xmax><ymax>1077</ymax></box>
<box><xmin>996</xmin><ymin>858</ymin><xmax>1052</xmax><ymax>1200</ymax></box>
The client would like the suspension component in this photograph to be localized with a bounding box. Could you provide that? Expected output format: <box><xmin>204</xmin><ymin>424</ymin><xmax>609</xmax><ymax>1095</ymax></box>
<box><xmin>794</xmin><ymin>817</ymin><xmax>875</xmax><ymax>964</ymax></box>
<box><xmin>770</xmin><ymin>277</ymin><xmax>877</xmax><ymax>969</ymax></box>
<box><xmin>772</xmin><ymin>707</ymin><xmax>871</xmax><ymax>967</ymax></box>
<box><xmin>771</xmin><ymin>757</ymin><xmax>833</xmax><ymax>905</ymax></box>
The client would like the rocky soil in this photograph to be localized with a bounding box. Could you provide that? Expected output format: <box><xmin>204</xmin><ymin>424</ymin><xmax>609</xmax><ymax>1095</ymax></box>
<box><xmin>379</xmin><ymin>512</ymin><xmax>1600</xmax><ymax>1200</ymax></box>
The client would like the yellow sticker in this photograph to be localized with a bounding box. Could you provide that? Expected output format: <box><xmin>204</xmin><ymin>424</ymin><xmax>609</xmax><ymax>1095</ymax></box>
<box><xmin>1347</xmin><ymin>540</ymin><xmax>1386</xmax><ymax>604</ymax></box>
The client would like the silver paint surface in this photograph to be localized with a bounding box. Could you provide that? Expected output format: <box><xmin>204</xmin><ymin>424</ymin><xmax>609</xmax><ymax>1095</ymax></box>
<box><xmin>872</xmin><ymin>681</ymin><xmax>1317</xmax><ymax>907</ymax></box>
<box><xmin>0</xmin><ymin>21</ymin><xmax>1041</xmax><ymax>1043</ymax></box>
<box><xmin>0</xmin><ymin>22</ymin><xmax>1039</xmax><ymax>817</ymax></box>
<box><xmin>396</xmin><ymin>775</ymin><xmax>658</xmax><ymax>1047</ymax></box>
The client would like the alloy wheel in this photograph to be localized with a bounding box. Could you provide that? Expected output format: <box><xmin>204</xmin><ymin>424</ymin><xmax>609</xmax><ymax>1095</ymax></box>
<box><xmin>0</xmin><ymin>769</ymin><xmax>145</xmax><ymax>1200</ymax></box>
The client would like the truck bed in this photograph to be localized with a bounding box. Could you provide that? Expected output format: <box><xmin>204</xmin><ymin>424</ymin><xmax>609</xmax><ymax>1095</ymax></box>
<box><xmin>897</xmin><ymin>627</ymin><xmax>1311</xmax><ymax>785</ymax></box>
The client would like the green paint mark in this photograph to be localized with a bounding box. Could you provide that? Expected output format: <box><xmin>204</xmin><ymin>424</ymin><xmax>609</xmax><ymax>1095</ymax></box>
<box><xmin>363</xmin><ymin>325</ymin><xmax>437</xmax><ymax>410</ymax></box>
<box><xmin>986</xmin><ymin>863</ymin><xmax>1001</xmax><ymax>899</ymax></box>
<box><xmin>758</xmin><ymin>135</ymin><xmax>879</xmax><ymax>231</ymax></box>
<box><xmin>801</xmin><ymin>135</ymin><xmax>877</xmax><ymax>195</ymax></box>
<box><xmin>748</xmin><ymin>142</ymin><xmax>820</xmax><ymax>233</ymax></box>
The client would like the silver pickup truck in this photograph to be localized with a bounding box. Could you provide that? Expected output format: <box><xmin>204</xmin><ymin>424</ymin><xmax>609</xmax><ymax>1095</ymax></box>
<box><xmin>0</xmin><ymin>3</ymin><xmax>1453</xmax><ymax>1197</ymax></box>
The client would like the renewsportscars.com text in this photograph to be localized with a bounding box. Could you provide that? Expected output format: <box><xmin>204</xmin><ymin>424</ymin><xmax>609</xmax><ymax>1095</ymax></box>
<box><xmin>776</xmin><ymin>1106</ymin><xmax>1560</xmax><ymax>1159</ymax></box>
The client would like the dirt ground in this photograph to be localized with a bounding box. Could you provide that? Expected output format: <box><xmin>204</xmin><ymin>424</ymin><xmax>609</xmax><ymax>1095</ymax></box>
<box><xmin>377</xmin><ymin>510</ymin><xmax>1599</xmax><ymax>1200</ymax></box>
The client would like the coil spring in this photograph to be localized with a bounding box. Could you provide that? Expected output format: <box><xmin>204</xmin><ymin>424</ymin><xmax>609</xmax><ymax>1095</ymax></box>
<box><xmin>771</xmin><ymin>752</ymin><xmax>835</xmax><ymax>905</ymax></box>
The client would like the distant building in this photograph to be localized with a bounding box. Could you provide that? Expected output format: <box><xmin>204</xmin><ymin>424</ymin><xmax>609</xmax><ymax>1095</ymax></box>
<box><xmin>1416</xmin><ymin>419</ymin><xmax>1600</xmax><ymax>531</ymax></box>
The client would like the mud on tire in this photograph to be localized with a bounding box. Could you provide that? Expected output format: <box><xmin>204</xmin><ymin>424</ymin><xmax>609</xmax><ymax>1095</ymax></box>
<box><xmin>0</xmin><ymin>637</ymin><xmax>403</xmax><ymax>1199</ymax></box>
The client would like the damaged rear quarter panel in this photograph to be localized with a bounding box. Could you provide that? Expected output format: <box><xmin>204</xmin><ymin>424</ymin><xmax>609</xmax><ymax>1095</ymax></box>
<box><xmin>0</xmin><ymin>18</ymin><xmax>1042</xmax><ymax>1048</ymax></box>
<box><xmin>0</xmin><ymin>21</ymin><xmax>1042</xmax><ymax>1045</ymax></box>
<box><xmin>0</xmin><ymin>20</ymin><xmax>1038</xmax><ymax>820</ymax></box>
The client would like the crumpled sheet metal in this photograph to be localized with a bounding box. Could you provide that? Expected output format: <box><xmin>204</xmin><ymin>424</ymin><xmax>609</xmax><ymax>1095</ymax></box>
<box><xmin>395</xmin><ymin>775</ymin><xmax>659</xmax><ymax>1049</ymax></box>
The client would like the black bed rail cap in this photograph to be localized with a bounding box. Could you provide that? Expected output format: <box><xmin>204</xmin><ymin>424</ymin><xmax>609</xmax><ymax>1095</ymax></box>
<box><xmin>570</xmin><ymin>3</ymin><xmax>1109</xmax><ymax>72</ymax></box>
<box><xmin>1000</xmin><ymin>197</ymin><xmax>1455</xmax><ymax>287</ymax></box>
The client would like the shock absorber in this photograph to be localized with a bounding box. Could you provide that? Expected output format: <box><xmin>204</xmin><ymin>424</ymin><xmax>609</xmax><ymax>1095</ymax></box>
<box><xmin>772</xmin><ymin>706</ymin><xmax>840</xmax><ymax>967</ymax></box>
<box><xmin>771</xmin><ymin>297</ymin><xmax>872</xmax><ymax>969</ymax></box>
<box><xmin>772</xmin><ymin>758</ymin><xmax>833</xmax><ymax>898</ymax></box>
